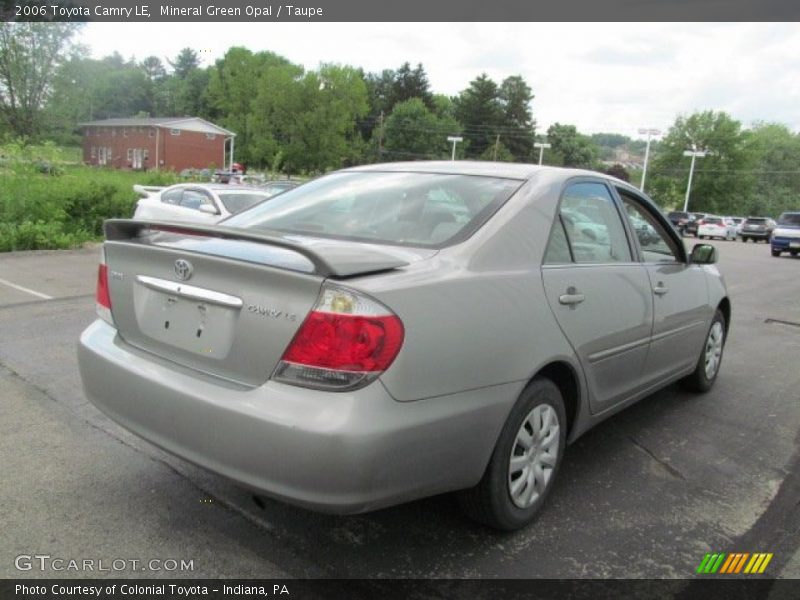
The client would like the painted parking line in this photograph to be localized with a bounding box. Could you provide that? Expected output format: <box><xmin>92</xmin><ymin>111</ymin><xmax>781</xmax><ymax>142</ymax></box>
<box><xmin>0</xmin><ymin>277</ymin><xmax>53</xmax><ymax>300</ymax></box>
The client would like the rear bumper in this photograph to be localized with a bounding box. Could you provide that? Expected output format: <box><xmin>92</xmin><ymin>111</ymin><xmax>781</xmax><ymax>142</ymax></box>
<box><xmin>741</xmin><ymin>230</ymin><xmax>770</xmax><ymax>238</ymax></box>
<box><xmin>771</xmin><ymin>237</ymin><xmax>800</xmax><ymax>251</ymax></box>
<box><xmin>78</xmin><ymin>320</ymin><xmax>515</xmax><ymax>513</ymax></box>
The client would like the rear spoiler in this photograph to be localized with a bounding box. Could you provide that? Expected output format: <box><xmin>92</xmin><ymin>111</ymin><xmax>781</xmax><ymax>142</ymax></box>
<box><xmin>103</xmin><ymin>219</ymin><xmax>409</xmax><ymax>279</ymax></box>
<box><xmin>132</xmin><ymin>184</ymin><xmax>166</xmax><ymax>197</ymax></box>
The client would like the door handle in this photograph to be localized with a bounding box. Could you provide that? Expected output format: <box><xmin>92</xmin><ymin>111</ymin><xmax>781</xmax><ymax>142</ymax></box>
<box><xmin>559</xmin><ymin>286</ymin><xmax>585</xmax><ymax>306</ymax></box>
<box><xmin>653</xmin><ymin>282</ymin><xmax>669</xmax><ymax>296</ymax></box>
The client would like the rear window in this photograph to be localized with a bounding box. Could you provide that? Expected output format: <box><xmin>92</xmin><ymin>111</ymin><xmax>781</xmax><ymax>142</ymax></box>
<box><xmin>745</xmin><ymin>217</ymin><xmax>767</xmax><ymax>224</ymax></box>
<box><xmin>668</xmin><ymin>212</ymin><xmax>688</xmax><ymax>219</ymax></box>
<box><xmin>778</xmin><ymin>213</ymin><xmax>800</xmax><ymax>226</ymax></box>
<box><xmin>223</xmin><ymin>171</ymin><xmax>523</xmax><ymax>248</ymax></box>
<box><xmin>218</xmin><ymin>192</ymin><xmax>270</xmax><ymax>214</ymax></box>
<box><xmin>704</xmin><ymin>217</ymin><xmax>722</xmax><ymax>224</ymax></box>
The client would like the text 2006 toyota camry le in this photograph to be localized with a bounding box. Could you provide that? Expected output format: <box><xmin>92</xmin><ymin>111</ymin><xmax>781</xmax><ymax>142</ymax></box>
<box><xmin>78</xmin><ymin>162</ymin><xmax>730</xmax><ymax>530</ymax></box>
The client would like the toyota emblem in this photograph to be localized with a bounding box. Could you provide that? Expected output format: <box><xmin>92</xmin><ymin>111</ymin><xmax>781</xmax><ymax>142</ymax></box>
<box><xmin>174</xmin><ymin>259</ymin><xmax>193</xmax><ymax>281</ymax></box>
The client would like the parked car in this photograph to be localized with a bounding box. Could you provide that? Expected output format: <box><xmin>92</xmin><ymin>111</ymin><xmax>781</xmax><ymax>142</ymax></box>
<box><xmin>132</xmin><ymin>183</ymin><xmax>273</xmax><ymax>224</ymax></box>
<box><xmin>79</xmin><ymin>162</ymin><xmax>730</xmax><ymax>531</ymax></box>
<box><xmin>258</xmin><ymin>180</ymin><xmax>301</xmax><ymax>197</ymax></box>
<box><xmin>697</xmin><ymin>216</ymin><xmax>737</xmax><ymax>240</ymax></box>
<box><xmin>667</xmin><ymin>211</ymin><xmax>691</xmax><ymax>234</ymax></box>
<box><xmin>685</xmin><ymin>212</ymin><xmax>709</xmax><ymax>237</ymax></box>
<box><xmin>740</xmin><ymin>217</ymin><xmax>776</xmax><ymax>242</ymax></box>
<box><xmin>729</xmin><ymin>216</ymin><xmax>744</xmax><ymax>235</ymax></box>
<box><xmin>771</xmin><ymin>211</ymin><xmax>800</xmax><ymax>257</ymax></box>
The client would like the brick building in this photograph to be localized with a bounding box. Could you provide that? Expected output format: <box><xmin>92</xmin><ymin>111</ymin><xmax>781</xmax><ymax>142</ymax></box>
<box><xmin>80</xmin><ymin>117</ymin><xmax>236</xmax><ymax>172</ymax></box>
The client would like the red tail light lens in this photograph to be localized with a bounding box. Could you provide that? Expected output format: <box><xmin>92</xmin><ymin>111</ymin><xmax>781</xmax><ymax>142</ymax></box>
<box><xmin>96</xmin><ymin>248</ymin><xmax>114</xmax><ymax>325</ymax></box>
<box><xmin>96</xmin><ymin>264</ymin><xmax>111</xmax><ymax>309</ymax></box>
<box><xmin>282</xmin><ymin>312</ymin><xmax>404</xmax><ymax>372</ymax></box>
<box><xmin>274</xmin><ymin>285</ymin><xmax>404</xmax><ymax>391</ymax></box>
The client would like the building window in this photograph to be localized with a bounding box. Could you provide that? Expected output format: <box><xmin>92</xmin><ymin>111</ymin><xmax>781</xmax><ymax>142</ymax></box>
<box><xmin>123</xmin><ymin>128</ymin><xmax>129</xmax><ymax>137</ymax></box>
<box><xmin>206</xmin><ymin>133</ymin><xmax>216</xmax><ymax>140</ymax></box>
<box><xmin>90</xmin><ymin>146</ymin><xmax>96</xmax><ymax>158</ymax></box>
<box><xmin>127</xmin><ymin>148</ymin><xmax>133</xmax><ymax>161</ymax></box>
<box><xmin>143</xmin><ymin>149</ymin><xmax>149</xmax><ymax>160</ymax></box>
<box><xmin>111</xmin><ymin>128</ymin><xmax>116</xmax><ymax>137</ymax></box>
<box><xmin>148</xmin><ymin>129</ymin><xmax>155</xmax><ymax>138</ymax></box>
<box><xmin>170</xmin><ymin>128</ymin><xmax>181</xmax><ymax>136</ymax></box>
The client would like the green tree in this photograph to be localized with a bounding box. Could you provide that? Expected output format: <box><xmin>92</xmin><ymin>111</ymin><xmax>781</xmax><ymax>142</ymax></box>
<box><xmin>546</xmin><ymin>123</ymin><xmax>597</xmax><ymax>168</ymax></box>
<box><xmin>168</xmin><ymin>48</ymin><xmax>201</xmax><ymax>79</ymax></box>
<box><xmin>740</xmin><ymin>123</ymin><xmax>800</xmax><ymax>216</ymax></box>
<box><xmin>498</xmin><ymin>75</ymin><xmax>535</xmax><ymax>161</ymax></box>
<box><xmin>382</xmin><ymin>97</ymin><xmax>461</xmax><ymax>160</ymax></box>
<box><xmin>649</xmin><ymin>111</ymin><xmax>751</xmax><ymax>214</ymax></box>
<box><xmin>454</xmin><ymin>73</ymin><xmax>503</xmax><ymax>158</ymax></box>
<box><xmin>0</xmin><ymin>22</ymin><xmax>81</xmax><ymax>139</ymax></box>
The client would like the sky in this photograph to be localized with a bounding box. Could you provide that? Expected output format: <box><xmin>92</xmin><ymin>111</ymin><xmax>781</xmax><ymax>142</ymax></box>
<box><xmin>78</xmin><ymin>22</ymin><xmax>800</xmax><ymax>138</ymax></box>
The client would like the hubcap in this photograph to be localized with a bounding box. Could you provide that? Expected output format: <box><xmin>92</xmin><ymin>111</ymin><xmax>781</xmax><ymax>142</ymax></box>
<box><xmin>704</xmin><ymin>321</ymin><xmax>724</xmax><ymax>379</ymax></box>
<box><xmin>508</xmin><ymin>404</ymin><xmax>560</xmax><ymax>509</ymax></box>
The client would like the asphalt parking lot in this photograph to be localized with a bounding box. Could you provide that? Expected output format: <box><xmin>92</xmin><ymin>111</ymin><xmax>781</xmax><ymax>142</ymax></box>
<box><xmin>1</xmin><ymin>239</ymin><xmax>798</xmax><ymax>583</ymax></box>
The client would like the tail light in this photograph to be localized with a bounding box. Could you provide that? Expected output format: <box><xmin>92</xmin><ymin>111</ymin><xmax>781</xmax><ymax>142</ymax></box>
<box><xmin>273</xmin><ymin>285</ymin><xmax>404</xmax><ymax>391</ymax></box>
<box><xmin>96</xmin><ymin>247</ymin><xmax>114</xmax><ymax>325</ymax></box>
<box><xmin>696</xmin><ymin>220</ymin><xmax>704</xmax><ymax>226</ymax></box>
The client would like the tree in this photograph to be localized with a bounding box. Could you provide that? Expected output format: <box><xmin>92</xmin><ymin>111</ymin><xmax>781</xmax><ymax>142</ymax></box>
<box><xmin>498</xmin><ymin>75</ymin><xmax>535</xmax><ymax>161</ymax></box>
<box><xmin>0</xmin><ymin>22</ymin><xmax>81</xmax><ymax>139</ymax></box>
<box><xmin>740</xmin><ymin>123</ymin><xmax>800</xmax><ymax>216</ymax></box>
<box><xmin>382</xmin><ymin>98</ymin><xmax>461</xmax><ymax>160</ymax></box>
<box><xmin>546</xmin><ymin>123</ymin><xmax>597</xmax><ymax>168</ymax></box>
<box><xmin>169</xmin><ymin>48</ymin><xmax>201</xmax><ymax>80</ymax></box>
<box><xmin>454</xmin><ymin>73</ymin><xmax>503</xmax><ymax>158</ymax></box>
<box><xmin>140</xmin><ymin>56</ymin><xmax>166</xmax><ymax>81</ymax></box>
<box><xmin>391</xmin><ymin>62</ymin><xmax>434</xmax><ymax>109</ymax></box>
<box><xmin>649</xmin><ymin>111</ymin><xmax>751</xmax><ymax>213</ymax></box>
<box><xmin>604</xmin><ymin>163</ymin><xmax>630</xmax><ymax>182</ymax></box>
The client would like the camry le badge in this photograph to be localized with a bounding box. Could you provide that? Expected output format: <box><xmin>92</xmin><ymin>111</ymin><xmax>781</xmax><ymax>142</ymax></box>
<box><xmin>174</xmin><ymin>259</ymin><xmax>193</xmax><ymax>281</ymax></box>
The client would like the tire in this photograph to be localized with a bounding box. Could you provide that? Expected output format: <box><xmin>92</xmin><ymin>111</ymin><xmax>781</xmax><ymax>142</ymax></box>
<box><xmin>458</xmin><ymin>378</ymin><xmax>567</xmax><ymax>531</ymax></box>
<box><xmin>772</xmin><ymin>249</ymin><xmax>781</xmax><ymax>257</ymax></box>
<box><xmin>681</xmin><ymin>310</ymin><xmax>726</xmax><ymax>393</ymax></box>
<box><xmin>791</xmin><ymin>250</ymin><xmax>798</xmax><ymax>257</ymax></box>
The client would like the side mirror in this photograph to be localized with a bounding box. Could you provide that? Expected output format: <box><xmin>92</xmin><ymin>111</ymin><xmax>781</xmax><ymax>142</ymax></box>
<box><xmin>690</xmin><ymin>243</ymin><xmax>717</xmax><ymax>265</ymax></box>
<box><xmin>198</xmin><ymin>204</ymin><xmax>219</xmax><ymax>215</ymax></box>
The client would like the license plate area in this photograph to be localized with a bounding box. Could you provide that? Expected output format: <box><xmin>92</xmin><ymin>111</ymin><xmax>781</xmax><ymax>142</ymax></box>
<box><xmin>134</xmin><ymin>284</ymin><xmax>238</xmax><ymax>359</ymax></box>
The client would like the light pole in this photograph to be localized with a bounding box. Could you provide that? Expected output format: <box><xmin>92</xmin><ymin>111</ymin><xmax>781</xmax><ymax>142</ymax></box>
<box><xmin>447</xmin><ymin>136</ymin><xmax>463</xmax><ymax>161</ymax></box>
<box><xmin>682</xmin><ymin>147</ymin><xmax>707</xmax><ymax>212</ymax></box>
<box><xmin>637</xmin><ymin>127</ymin><xmax>661</xmax><ymax>192</ymax></box>
<box><xmin>533</xmin><ymin>142</ymin><xmax>551</xmax><ymax>165</ymax></box>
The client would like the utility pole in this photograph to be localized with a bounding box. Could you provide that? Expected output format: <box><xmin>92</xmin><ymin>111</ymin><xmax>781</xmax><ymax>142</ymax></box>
<box><xmin>682</xmin><ymin>147</ymin><xmax>707</xmax><ymax>212</ymax></box>
<box><xmin>637</xmin><ymin>127</ymin><xmax>661</xmax><ymax>192</ymax></box>
<box><xmin>492</xmin><ymin>134</ymin><xmax>500</xmax><ymax>161</ymax></box>
<box><xmin>377</xmin><ymin>111</ymin><xmax>384</xmax><ymax>160</ymax></box>
<box><xmin>534</xmin><ymin>142</ymin><xmax>551</xmax><ymax>166</ymax></box>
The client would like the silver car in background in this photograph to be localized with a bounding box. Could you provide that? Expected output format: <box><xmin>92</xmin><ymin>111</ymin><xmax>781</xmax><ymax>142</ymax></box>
<box><xmin>78</xmin><ymin>162</ymin><xmax>730</xmax><ymax>530</ymax></box>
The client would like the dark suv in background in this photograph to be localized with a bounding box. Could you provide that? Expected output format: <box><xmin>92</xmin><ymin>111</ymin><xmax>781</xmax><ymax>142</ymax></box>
<box><xmin>740</xmin><ymin>217</ymin><xmax>776</xmax><ymax>242</ymax></box>
<box><xmin>667</xmin><ymin>211</ymin><xmax>690</xmax><ymax>234</ymax></box>
<box><xmin>684</xmin><ymin>213</ymin><xmax>709</xmax><ymax>237</ymax></box>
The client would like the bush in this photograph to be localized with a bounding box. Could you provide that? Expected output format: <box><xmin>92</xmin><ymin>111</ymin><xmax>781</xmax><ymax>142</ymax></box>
<box><xmin>0</xmin><ymin>162</ymin><xmax>180</xmax><ymax>252</ymax></box>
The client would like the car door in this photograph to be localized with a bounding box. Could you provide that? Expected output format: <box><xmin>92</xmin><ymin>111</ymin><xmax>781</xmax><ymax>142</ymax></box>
<box><xmin>615</xmin><ymin>187</ymin><xmax>711</xmax><ymax>387</ymax></box>
<box><xmin>541</xmin><ymin>180</ymin><xmax>653</xmax><ymax>414</ymax></box>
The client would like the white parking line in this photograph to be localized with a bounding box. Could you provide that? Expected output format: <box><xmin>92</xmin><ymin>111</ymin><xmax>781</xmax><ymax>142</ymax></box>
<box><xmin>0</xmin><ymin>277</ymin><xmax>53</xmax><ymax>300</ymax></box>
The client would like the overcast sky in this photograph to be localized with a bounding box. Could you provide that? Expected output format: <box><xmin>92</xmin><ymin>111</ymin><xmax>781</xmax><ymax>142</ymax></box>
<box><xmin>79</xmin><ymin>22</ymin><xmax>800</xmax><ymax>138</ymax></box>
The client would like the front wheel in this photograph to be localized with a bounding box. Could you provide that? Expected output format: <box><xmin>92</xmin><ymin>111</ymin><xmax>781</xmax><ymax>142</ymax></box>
<box><xmin>682</xmin><ymin>310</ymin><xmax>726</xmax><ymax>392</ymax></box>
<box><xmin>458</xmin><ymin>378</ymin><xmax>566</xmax><ymax>531</ymax></box>
<box><xmin>772</xmin><ymin>249</ymin><xmax>781</xmax><ymax>257</ymax></box>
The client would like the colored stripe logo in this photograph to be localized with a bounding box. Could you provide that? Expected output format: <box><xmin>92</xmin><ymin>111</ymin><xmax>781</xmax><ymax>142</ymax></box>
<box><xmin>696</xmin><ymin>552</ymin><xmax>773</xmax><ymax>574</ymax></box>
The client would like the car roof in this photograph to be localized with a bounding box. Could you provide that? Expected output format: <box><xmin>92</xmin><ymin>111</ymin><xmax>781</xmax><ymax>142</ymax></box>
<box><xmin>344</xmin><ymin>161</ymin><xmax>605</xmax><ymax>181</ymax></box>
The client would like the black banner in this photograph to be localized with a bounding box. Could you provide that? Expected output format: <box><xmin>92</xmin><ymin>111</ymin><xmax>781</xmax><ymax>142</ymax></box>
<box><xmin>1</xmin><ymin>579</ymin><xmax>797</xmax><ymax>600</ymax></box>
<box><xmin>3</xmin><ymin>0</ymin><xmax>800</xmax><ymax>22</ymax></box>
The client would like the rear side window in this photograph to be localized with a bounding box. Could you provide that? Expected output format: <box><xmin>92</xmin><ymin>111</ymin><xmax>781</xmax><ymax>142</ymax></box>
<box><xmin>218</xmin><ymin>193</ymin><xmax>270</xmax><ymax>214</ymax></box>
<box><xmin>161</xmin><ymin>189</ymin><xmax>183</xmax><ymax>205</ymax></box>
<box><xmin>745</xmin><ymin>218</ymin><xmax>767</xmax><ymax>224</ymax></box>
<box><xmin>705</xmin><ymin>218</ymin><xmax>722</xmax><ymax>224</ymax></box>
<box><xmin>551</xmin><ymin>182</ymin><xmax>632</xmax><ymax>264</ymax></box>
<box><xmin>224</xmin><ymin>172</ymin><xmax>523</xmax><ymax>248</ymax></box>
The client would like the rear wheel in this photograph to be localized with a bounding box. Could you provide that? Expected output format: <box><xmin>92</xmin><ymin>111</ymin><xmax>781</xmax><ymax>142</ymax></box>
<box><xmin>772</xmin><ymin>249</ymin><xmax>782</xmax><ymax>257</ymax></box>
<box><xmin>458</xmin><ymin>378</ymin><xmax>566</xmax><ymax>531</ymax></box>
<box><xmin>682</xmin><ymin>310</ymin><xmax>726</xmax><ymax>392</ymax></box>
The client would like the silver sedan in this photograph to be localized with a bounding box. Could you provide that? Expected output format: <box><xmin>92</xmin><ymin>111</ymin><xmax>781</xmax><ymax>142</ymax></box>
<box><xmin>78</xmin><ymin>162</ymin><xmax>730</xmax><ymax>530</ymax></box>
